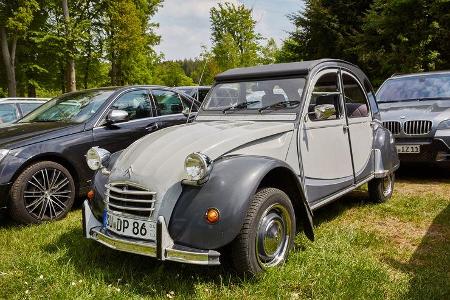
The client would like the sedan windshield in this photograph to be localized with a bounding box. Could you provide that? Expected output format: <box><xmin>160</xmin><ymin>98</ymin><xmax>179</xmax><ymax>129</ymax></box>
<box><xmin>203</xmin><ymin>78</ymin><xmax>305</xmax><ymax>112</ymax></box>
<box><xmin>377</xmin><ymin>73</ymin><xmax>450</xmax><ymax>102</ymax></box>
<box><xmin>19</xmin><ymin>89</ymin><xmax>115</xmax><ymax>123</ymax></box>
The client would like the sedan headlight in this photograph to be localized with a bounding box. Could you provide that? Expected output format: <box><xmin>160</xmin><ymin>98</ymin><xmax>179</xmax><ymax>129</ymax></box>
<box><xmin>0</xmin><ymin>149</ymin><xmax>9</xmax><ymax>163</ymax></box>
<box><xmin>184</xmin><ymin>152</ymin><xmax>212</xmax><ymax>182</ymax></box>
<box><xmin>437</xmin><ymin>119</ymin><xmax>450</xmax><ymax>130</ymax></box>
<box><xmin>86</xmin><ymin>147</ymin><xmax>111</xmax><ymax>171</ymax></box>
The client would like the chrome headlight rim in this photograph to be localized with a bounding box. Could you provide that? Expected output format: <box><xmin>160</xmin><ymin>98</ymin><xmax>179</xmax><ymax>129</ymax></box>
<box><xmin>184</xmin><ymin>152</ymin><xmax>213</xmax><ymax>183</ymax></box>
<box><xmin>437</xmin><ymin>119</ymin><xmax>450</xmax><ymax>130</ymax></box>
<box><xmin>0</xmin><ymin>149</ymin><xmax>10</xmax><ymax>163</ymax></box>
<box><xmin>86</xmin><ymin>147</ymin><xmax>111</xmax><ymax>171</ymax></box>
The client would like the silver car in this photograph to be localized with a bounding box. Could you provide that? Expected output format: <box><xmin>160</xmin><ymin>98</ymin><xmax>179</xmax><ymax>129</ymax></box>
<box><xmin>82</xmin><ymin>59</ymin><xmax>399</xmax><ymax>275</ymax></box>
<box><xmin>377</xmin><ymin>71</ymin><xmax>450</xmax><ymax>164</ymax></box>
<box><xmin>0</xmin><ymin>97</ymin><xmax>49</xmax><ymax>124</ymax></box>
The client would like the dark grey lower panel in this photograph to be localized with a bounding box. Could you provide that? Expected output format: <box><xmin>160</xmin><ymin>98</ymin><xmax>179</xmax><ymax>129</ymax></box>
<box><xmin>306</xmin><ymin>176</ymin><xmax>354</xmax><ymax>205</ymax></box>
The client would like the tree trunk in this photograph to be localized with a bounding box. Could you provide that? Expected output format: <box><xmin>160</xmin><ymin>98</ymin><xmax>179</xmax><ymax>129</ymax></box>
<box><xmin>62</xmin><ymin>0</ymin><xmax>76</xmax><ymax>92</ymax></box>
<box><xmin>27</xmin><ymin>84</ymin><xmax>36</xmax><ymax>97</ymax></box>
<box><xmin>0</xmin><ymin>27</ymin><xmax>17</xmax><ymax>97</ymax></box>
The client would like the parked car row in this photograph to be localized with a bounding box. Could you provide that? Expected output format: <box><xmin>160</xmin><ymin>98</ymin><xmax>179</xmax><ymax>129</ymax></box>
<box><xmin>0</xmin><ymin>97</ymin><xmax>49</xmax><ymax>124</ymax></box>
<box><xmin>0</xmin><ymin>59</ymin><xmax>448</xmax><ymax>275</ymax></box>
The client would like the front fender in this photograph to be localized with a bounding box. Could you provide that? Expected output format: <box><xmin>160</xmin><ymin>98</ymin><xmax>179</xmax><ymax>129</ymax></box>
<box><xmin>373</xmin><ymin>124</ymin><xmax>400</xmax><ymax>175</ymax></box>
<box><xmin>168</xmin><ymin>155</ymin><xmax>314</xmax><ymax>250</ymax></box>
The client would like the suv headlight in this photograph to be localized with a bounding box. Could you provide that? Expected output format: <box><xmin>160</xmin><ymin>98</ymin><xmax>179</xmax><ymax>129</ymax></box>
<box><xmin>86</xmin><ymin>147</ymin><xmax>111</xmax><ymax>171</ymax></box>
<box><xmin>0</xmin><ymin>149</ymin><xmax>9</xmax><ymax>163</ymax></box>
<box><xmin>437</xmin><ymin>119</ymin><xmax>450</xmax><ymax>130</ymax></box>
<box><xmin>184</xmin><ymin>152</ymin><xmax>212</xmax><ymax>182</ymax></box>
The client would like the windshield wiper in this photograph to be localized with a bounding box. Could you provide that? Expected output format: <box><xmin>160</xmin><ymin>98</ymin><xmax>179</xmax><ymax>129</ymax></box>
<box><xmin>222</xmin><ymin>101</ymin><xmax>260</xmax><ymax>114</ymax></box>
<box><xmin>258</xmin><ymin>101</ymin><xmax>301</xmax><ymax>113</ymax></box>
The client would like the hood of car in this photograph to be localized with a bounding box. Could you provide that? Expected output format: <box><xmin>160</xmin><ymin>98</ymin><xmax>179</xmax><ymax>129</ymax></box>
<box><xmin>109</xmin><ymin>120</ymin><xmax>294</xmax><ymax>191</ymax></box>
<box><xmin>378</xmin><ymin>100</ymin><xmax>450</xmax><ymax>123</ymax></box>
<box><xmin>0</xmin><ymin>122</ymin><xmax>84</xmax><ymax>149</ymax></box>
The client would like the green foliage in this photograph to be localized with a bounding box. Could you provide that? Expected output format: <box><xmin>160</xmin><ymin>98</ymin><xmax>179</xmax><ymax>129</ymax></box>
<box><xmin>210</xmin><ymin>2</ymin><xmax>261</xmax><ymax>71</ymax></box>
<box><xmin>152</xmin><ymin>61</ymin><xmax>194</xmax><ymax>87</ymax></box>
<box><xmin>0</xmin><ymin>0</ymin><xmax>39</xmax><ymax>33</ymax></box>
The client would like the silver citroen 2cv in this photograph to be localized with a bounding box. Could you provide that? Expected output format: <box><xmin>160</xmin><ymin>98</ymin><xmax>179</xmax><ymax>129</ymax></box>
<box><xmin>82</xmin><ymin>59</ymin><xmax>399</xmax><ymax>275</ymax></box>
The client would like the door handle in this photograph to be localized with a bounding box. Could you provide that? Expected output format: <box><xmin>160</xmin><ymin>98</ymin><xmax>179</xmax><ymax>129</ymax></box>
<box><xmin>343</xmin><ymin>125</ymin><xmax>349</xmax><ymax>132</ymax></box>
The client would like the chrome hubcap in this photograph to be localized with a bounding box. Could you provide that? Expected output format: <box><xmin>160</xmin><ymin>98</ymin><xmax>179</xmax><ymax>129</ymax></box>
<box><xmin>382</xmin><ymin>174</ymin><xmax>393</xmax><ymax>197</ymax></box>
<box><xmin>256</xmin><ymin>204</ymin><xmax>292</xmax><ymax>268</ymax></box>
<box><xmin>24</xmin><ymin>168</ymin><xmax>72</xmax><ymax>220</ymax></box>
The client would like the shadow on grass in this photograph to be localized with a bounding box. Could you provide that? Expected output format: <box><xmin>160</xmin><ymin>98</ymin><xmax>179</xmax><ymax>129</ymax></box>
<box><xmin>42</xmin><ymin>227</ymin><xmax>246</xmax><ymax>298</ymax></box>
<box><xmin>396</xmin><ymin>163</ymin><xmax>450</xmax><ymax>183</ymax></box>
<box><xmin>386</xmin><ymin>204</ymin><xmax>450</xmax><ymax>299</ymax></box>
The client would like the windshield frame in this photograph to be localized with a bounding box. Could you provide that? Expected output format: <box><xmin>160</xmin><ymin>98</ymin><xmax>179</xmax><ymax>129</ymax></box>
<box><xmin>18</xmin><ymin>88</ymin><xmax>117</xmax><ymax>124</ymax></box>
<box><xmin>200</xmin><ymin>76</ymin><xmax>307</xmax><ymax>115</ymax></box>
<box><xmin>376</xmin><ymin>73</ymin><xmax>450</xmax><ymax>103</ymax></box>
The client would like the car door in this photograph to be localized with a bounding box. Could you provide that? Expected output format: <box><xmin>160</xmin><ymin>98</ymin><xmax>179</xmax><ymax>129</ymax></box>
<box><xmin>93</xmin><ymin>89</ymin><xmax>160</xmax><ymax>153</ymax></box>
<box><xmin>341</xmin><ymin>71</ymin><xmax>374</xmax><ymax>182</ymax></box>
<box><xmin>299</xmin><ymin>69</ymin><xmax>354</xmax><ymax>205</ymax></box>
<box><xmin>150</xmin><ymin>89</ymin><xmax>192</xmax><ymax>129</ymax></box>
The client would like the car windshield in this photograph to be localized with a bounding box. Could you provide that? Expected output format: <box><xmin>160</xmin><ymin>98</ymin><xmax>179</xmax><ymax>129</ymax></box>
<box><xmin>19</xmin><ymin>89</ymin><xmax>115</xmax><ymax>123</ymax></box>
<box><xmin>377</xmin><ymin>73</ymin><xmax>450</xmax><ymax>102</ymax></box>
<box><xmin>203</xmin><ymin>78</ymin><xmax>305</xmax><ymax>112</ymax></box>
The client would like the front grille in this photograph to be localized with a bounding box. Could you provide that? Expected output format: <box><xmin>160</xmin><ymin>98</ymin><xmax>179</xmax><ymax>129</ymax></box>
<box><xmin>106</xmin><ymin>182</ymin><xmax>157</xmax><ymax>218</ymax></box>
<box><xmin>403</xmin><ymin>120</ymin><xmax>432</xmax><ymax>135</ymax></box>
<box><xmin>383</xmin><ymin>121</ymin><xmax>401</xmax><ymax>135</ymax></box>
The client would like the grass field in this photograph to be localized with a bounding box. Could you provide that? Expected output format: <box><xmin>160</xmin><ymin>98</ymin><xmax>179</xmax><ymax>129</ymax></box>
<box><xmin>0</xmin><ymin>165</ymin><xmax>449</xmax><ymax>300</ymax></box>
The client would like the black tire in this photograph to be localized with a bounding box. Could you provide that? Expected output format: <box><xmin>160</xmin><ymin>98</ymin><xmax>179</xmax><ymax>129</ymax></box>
<box><xmin>9</xmin><ymin>161</ymin><xmax>76</xmax><ymax>224</ymax></box>
<box><xmin>230</xmin><ymin>188</ymin><xmax>296</xmax><ymax>275</ymax></box>
<box><xmin>368</xmin><ymin>172</ymin><xmax>395</xmax><ymax>203</ymax></box>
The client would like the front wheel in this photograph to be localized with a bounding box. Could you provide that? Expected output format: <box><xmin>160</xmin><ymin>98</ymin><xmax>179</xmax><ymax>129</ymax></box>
<box><xmin>368</xmin><ymin>172</ymin><xmax>395</xmax><ymax>203</ymax></box>
<box><xmin>9</xmin><ymin>161</ymin><xmax>76</xmax><ymax>224</ymax></box>
<box><xmin>230</xmin><ymin>188</ymin><xmax>296</xmax><ymax>275</ymax></box>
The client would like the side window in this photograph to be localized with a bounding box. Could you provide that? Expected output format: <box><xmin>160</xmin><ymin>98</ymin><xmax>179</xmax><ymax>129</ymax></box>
<box><xmin>111</xmin><ymin>90</ymin><xmax>151</xmax><ymax>121</ymax></box>
<box><xmin>198</xmin><ymin>89</ymin><xmax>210</xmax><ymax>102</ymax></box>
<box><xmin>0</xmin><ymin>103</ymin><xmax>18</xmax><ymax>123</ymax></box>
<box><xmin>309</xmin><ymin>72</ymin><xmax>342</xmax><ymax>121</ymax></box>
<box><xmin>179</xmin><ymin>95</ymin><xmax>198</xmax><ymax>112</ymax></box>
<box><xmin>151</xmin><ymin>90</ymin><xmax>184</xmax><ymax>116</ymax></box>
<box><xmin>342</xmin><ymin>74</ymin><xmax>370</xmax><ymax>118</ymax></box>
<box><xmin>19</xmin><ymin>103</ymin><xmax>41</xmax><ymax>115</ymax></box>
<box><xmin>364</xmin><ymin>79</ymin><xmax>379</xmax><ymax>115</ymax></box>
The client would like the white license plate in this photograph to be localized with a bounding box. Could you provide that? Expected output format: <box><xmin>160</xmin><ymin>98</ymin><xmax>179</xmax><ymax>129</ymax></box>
<box><xmin>106</xmin><ymin>212</ymin><xmax>156</xmax><ymax>241</ymax></box>
<box><xmin>396</xmin><ymin>145</ymin><xmax>421</xmax><ymax>154</ymax></box>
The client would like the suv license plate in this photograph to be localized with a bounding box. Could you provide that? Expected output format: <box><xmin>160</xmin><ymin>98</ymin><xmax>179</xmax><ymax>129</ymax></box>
<box><xmin>396</xmin><ymin>145</ymin><xmax>421</xmax><ymax>154</ymax></box>
<box><xmin>106</xmin><ymin>213</ymin><xmax>156</xmax><ymax>241</ymax></box>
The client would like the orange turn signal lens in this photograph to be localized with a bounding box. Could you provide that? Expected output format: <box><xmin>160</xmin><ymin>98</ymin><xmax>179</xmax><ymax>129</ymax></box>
<box><xmin>87</xmin><ymin>190</ymin><xmax>95</xmax><ymax>201</ymax></box>
<box><xmin>205</xmin><ymin>208</ymin><xmax>220</xmax><ymax>224</ymax></box>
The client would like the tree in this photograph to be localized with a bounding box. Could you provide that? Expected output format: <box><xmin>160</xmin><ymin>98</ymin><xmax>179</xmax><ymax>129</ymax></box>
<box><xmin>152</xmin><ymin>61</ymin><xmax>194</xmax><ymax>87</ymax></box>
<box><xmin>210</xmin><ymin>2</ymin><xmax>260</xmax><ymax>70</ymax></box>
<box><xmin>0</xmin><ymin>0</ymin><xmax>39</xmax><ymax>96</ymax></box>
<box><xmin>62</xmin><ymin>0</ymin><xmax>76</xmax><ymax>91</ymax></box>
<box><xmin>259</xmin><ymin>38</ymin><xmax>279</xmax><ymax>65</ymax></box>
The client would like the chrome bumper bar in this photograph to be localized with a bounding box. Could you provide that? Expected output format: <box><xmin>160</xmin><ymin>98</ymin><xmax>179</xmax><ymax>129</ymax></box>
<box><xmin>82</xmin><ymin>201</ymin><xmax>220</xmax><ymax>266</ymax></box>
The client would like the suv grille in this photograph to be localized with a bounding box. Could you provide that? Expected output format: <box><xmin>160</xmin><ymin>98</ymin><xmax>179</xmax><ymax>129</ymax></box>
<box><xmin>106</xmin><ymin>182</ymin><xmax>156</xmax><ymax>218</ymax></box>
<box><xmin>383</xmin><ymin>121</ymin><xmax>401</xmax><ymax>135</ymax></box>
<box><xmin>403</xmin><ymin>120</ymin><xmax>432</xmax><ymax>135</ymax></box>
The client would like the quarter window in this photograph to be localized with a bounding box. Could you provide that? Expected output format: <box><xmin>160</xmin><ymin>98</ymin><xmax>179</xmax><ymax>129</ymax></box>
<box><xmin>342</xmin><ymin>74</ymin><xmax>370</xmax><ymax>118</ymax></box>
<box><xmin>19</xmin><ymin>103</ymin><xmax>42</xmax><ymax>115</ymax></box>
<box><xmin>0</xmin><ymin>103</ymin><xmax>18</xmax><ymax>123</ymax></box>
<box><xmin>111</xmin><ymin>90</ymin><xmax>151</xmax><ymax>121</ymax></box>
<box><xmin>151</xmin><ymin>90</ymin><xmax>184</xmax><ymax>116</ymax></box>
<box><xmin>309</xmin><ymin>72</ymin><xmax>342</xmax><ymax>121</ymax></box>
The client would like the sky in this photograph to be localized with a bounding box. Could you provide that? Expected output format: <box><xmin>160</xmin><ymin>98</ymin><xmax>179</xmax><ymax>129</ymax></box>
<box><xmin>154</xmin><ymin>0</ymin><xmax>304</xmax><ymax>60</ymax></box>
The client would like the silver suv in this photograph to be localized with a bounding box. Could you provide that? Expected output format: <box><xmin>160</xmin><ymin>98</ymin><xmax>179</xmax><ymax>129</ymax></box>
<box><xmin>82</xmin><ymin>59</ymin><xmax>399</xmax><ymax>275</ymax></box>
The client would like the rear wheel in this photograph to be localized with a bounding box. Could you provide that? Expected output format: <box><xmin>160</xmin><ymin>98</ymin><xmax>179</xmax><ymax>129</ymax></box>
<box><xmin>230</xmin><ymin>188</ymin><xmax>296</xmax><ymax>275</ymax></box>
<box><xmin>9</xmin><ymin>161</ymin><xmax>76</xmax><ymax>224</ymax></box>
<box><xmin>368</xmin><ymin>173</ymin><xmax>395</xmax><ymax>203</ymax></box>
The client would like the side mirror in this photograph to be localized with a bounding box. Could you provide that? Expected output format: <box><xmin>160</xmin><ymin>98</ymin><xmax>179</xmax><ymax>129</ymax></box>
<box><xmin>106</xmin><ymin>109</ymin><xmax>129</xmax><ymax>125</ymax></box>
<box><xmin>313</xmin><ymin>104</ymin><xmax>336</xmax><ymax>120</ymax></box>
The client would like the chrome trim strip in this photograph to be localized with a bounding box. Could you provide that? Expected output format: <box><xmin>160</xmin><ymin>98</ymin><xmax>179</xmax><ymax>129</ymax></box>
<box><xmin>107</xmin><ymin>185</ymin><xmax>157</xmax><ymax>196</ymax></box>
<box><xmin>196</xmin><ymin>114</ymin><xmax>297</xmax><ymax>121</ymax></box>
<box><xmin>108</xmin><ymin>194</ymin><xmax>156</xmax><ymax>203</ymax></box>
<box><xmin>107</xmin><ymin>202</ymin><xmax>156</xmax><ymax>212</ymax></box>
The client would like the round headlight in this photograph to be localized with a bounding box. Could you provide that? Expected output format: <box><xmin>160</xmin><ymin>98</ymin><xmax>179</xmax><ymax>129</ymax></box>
<box><xmin>184</xmin><ymin>152</ymin><xmax>212</xmax><ymax>181</ymax></box>
<box><xmin>86</xmin><ymin>147</ymin><xmax>111</xmax><ymax>171</ymax></box>
<box><xmin>437</xmin><ymin>119</ymin><xmax>450</xmax><ymax>130</ymax></box>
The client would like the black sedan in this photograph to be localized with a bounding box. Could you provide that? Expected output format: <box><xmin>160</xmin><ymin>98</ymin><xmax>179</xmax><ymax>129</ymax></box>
<box><xmin>0</xmin><ymin>86</ymin><xmax>199</xmax><ymax>224</ymax></box>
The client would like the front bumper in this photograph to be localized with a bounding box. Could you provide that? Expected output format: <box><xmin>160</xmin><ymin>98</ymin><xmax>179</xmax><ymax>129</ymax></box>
<box><xmin>82</xmin><ymin>201</ymin><xmax>220</xmax><ymax>266</ymax></box>
<box><xmin>395</xmin><ymin>138</ymin><xmax>450</xmax><ymax>163</ymax></box>
<box><xmin>0</xmin><ymin>183</ymin><xmax>11</xmax><ymax>208</ymax></box>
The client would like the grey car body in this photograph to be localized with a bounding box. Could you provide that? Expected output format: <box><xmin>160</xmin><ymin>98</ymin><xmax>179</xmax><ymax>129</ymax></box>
<box><xmin>0</xmin><ymin>98</ymin><xmax>49</xmax><ymax>124</ymax></box>
<box><xmin>83</xmin><ymin>59</ymin><xmax>399</xmax><ymax>272</ymax></box>
<box><xmin>377</xmin><ymin>71</ymin><xmax>450</xmax><ymax>163</ymax></box>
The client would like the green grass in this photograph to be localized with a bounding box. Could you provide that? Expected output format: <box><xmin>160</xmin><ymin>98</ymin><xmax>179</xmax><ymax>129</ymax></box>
<box><xmin>0</xmin><ymin>169</ymin><xmax>449</xmax><ymax>300</ymax></box>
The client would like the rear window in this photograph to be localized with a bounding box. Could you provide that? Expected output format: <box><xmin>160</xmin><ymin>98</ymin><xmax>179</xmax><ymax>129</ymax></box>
<box><xmin>377</xmin><ymin>73</ymin><xmax>450</xmax><ymax>102</ymax></box>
